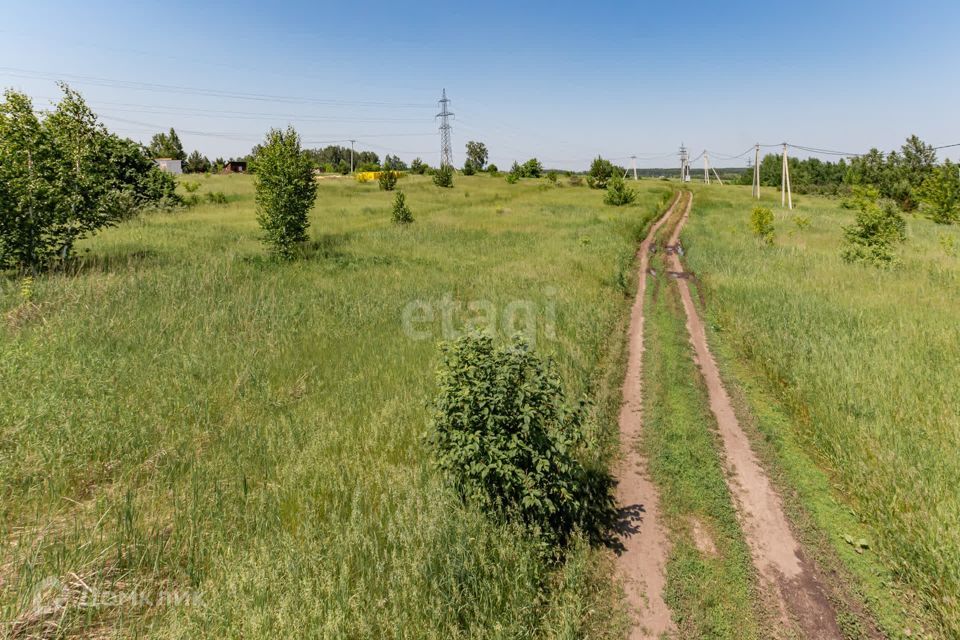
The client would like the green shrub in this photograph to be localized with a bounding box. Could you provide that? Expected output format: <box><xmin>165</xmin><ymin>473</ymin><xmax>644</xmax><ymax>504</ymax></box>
<box><xmin>462</xmin><ymin>161</ymin><xmax>476</xmax><ymax>176</ymax></box>
<box><xmin>547</xmin><ymin>171</ymin><xmax>558</xmax><ymax>184</ymax></box>
<box><xmin>433</xmin><ymin>164</ymin><xmax>454</xmax><ymax>188</ymax></box>
<box><xmin>505</xmin><ymin>172</ymin><xmax>519</xmax><ymax>184</ymax></box>
<box><xmin>603</xmin><ymin>176</ymin><xmax>637</xmax><ymax>206</ymax></box>
<box><xmin>427</xmin><ymin>332</ymin><xmax>617</xmax><ymax>551</ymax></box>
<box><xmin>487</xmin><ymin>163</ymin><xmax>498</xmax><ymax>174</ymax></box>
<box><xmin>588</xmin><ymin>156</ymin><xmax>614</xmax><ymax>189</ymax></box>
<box><xmin>841</xmin><ymin>187</ymin><xmax>907</xmax><ymax>266</ymax></box>
<box><xmin>750</xmin><ymin>206</ymin><xmax>775</xmax><ymax>244</ymax></box>
<box><xmin>568</xmin><ymin>175</ymin><xmax>583</xmax><ymax>187</ymax></box>
<box><xmin>918</xmin><ymin>160</ymin><xmax>960</xmax><ymax>224</ymax></box>
<box><xmin>206</xmin><ymin>191</ymin><xmax>228</xmax><ymax>205</ymax></box>
<box><xmin>254</xmin><ymin>126</ymin><xmax>317</xmax><ymax>260</ymax></box>
<box><xmin>409</xmin><ymin>157</ymin><xmax>427</xmax><ymax>175</ymax></box>
<box><xmin>182</xmin><ymin>181</ymin><xmax>200</xmax><ymax>194</ymax></box>
<box><xmin>793</xmin><ymin>215</ymin><xmax>811</xmax><ymax>230</ymax></box>
<box><xmin>378</xmin><ymin>169</ymin><xmax>398</xmax><ymax>191</ymax></box>
<box><xmin>391</xmin><ymin>191</ymin><xmax>413</xmax><ymax>224</ymax></box>
<box><xmin>521</xmin><ymin>158</ymin><xmax>543</xmax><ymax>178</ymax></box>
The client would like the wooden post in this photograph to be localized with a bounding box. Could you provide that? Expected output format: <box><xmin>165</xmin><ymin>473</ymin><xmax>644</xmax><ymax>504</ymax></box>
<box><xmin>753</xmin><ymin>144</ymin><xmax>760</xmax><ymax>199</ymax></box>
<box><xmin>781</xmin><ymin>143</ymin><xmax>793</xmax><ymax>209</ymax></box>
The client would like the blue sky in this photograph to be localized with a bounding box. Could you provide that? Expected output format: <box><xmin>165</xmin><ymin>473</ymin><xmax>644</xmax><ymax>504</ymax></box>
<box><xmin>1</xmin><ymin>0</ymin><xmax>957</xmax><ymax>169</ymax></box>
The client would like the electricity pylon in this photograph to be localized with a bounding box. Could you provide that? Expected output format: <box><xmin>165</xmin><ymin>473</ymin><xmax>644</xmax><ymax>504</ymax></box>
<box><xmin>436</xmin><ymin>89</ymin><xmax>454</xmax><ymax>167</ymax></box>
<box><xmin>781</xmin><ymin>143</ymin><xmax>793</xmax><ymax>209</ymax></box>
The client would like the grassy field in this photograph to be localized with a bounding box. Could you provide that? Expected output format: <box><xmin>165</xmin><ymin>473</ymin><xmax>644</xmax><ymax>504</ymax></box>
<box><xmin>682</xmin><ymin>183</ymin><xmax>960</xmax><ymax>637</ymax></box>
<box><xmin>0</xmin><ymin>173</ymin><xmax>673</xmax><ymax>637</ymax></box>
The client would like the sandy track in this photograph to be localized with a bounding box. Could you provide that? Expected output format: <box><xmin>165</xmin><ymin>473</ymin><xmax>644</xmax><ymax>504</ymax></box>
<box><xmin>667</xmin><ymin>193</ymin><xmax>843</xmax><ymax>639</ymax></box>
<box><xmin>613</xmin><ymin>192</ymin><xmax>681</xmax><ymax>639</ymax></box>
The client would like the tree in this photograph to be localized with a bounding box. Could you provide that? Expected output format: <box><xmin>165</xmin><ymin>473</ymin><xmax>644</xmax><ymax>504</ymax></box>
<box><xmin>461</xmin><ymin>161</ymin><xmax>476</xmax><ymax>175</ymax></box>
<box><xmin>0</xmin><ymin>86</ymin><xmax>177</xmax><ymax>271</ymax></box>
<box><xmin>750</xmin><ymin>206</ymin><xmax>775</xmax><ymax>243</ymax></box>
<box><xmin>391</xmin><ymin>191</ymin><xmax>413</xmax><ymax>224</ymax></box>
<box><xmin>487</xmin><ymin>163</ymin><xmax>498</xmax><ymax>174</ymax></box>
<box><xmin>410</xmin><ymin>157</ymin><xmax>427</xmax><ymax>174</ymax></box>
<box><xmin>383</xmin><ymin>154</ymin><xmax>407</xmax><ymax>171</ymax></box>
<box><xmin>841</xmin><ymin>187</ymin><xmax>907</xmax><ymax>266</ymax></box>
<box><xmin>603</xmin><ymin>176</ymin><xmax>637</xmax><ymax>206</ymax></box>
<box><xmin>465</xmin><ymin>140</ymin><xmax>488</xmax><ymax>171</ymax></box>
<box><xmin>185</xmin><ymin>150</ymin><xmax>211</xmax><ymax>173</ymax></box>
<box><xmin>147</xmin><ymin>127</ymin><xmax>186</xmax><ymax>160</ymax></box>
<box><xmin>918</xmin><ymin>160</ymin><xmax>960</xmax><ymax>224</ymax></box>
<box><xmin>433</xmin><ymin>163</ymin><xmax>454</xmax><ymax>188</ymax></box>
<box><xmin>253</xmin><ymin>126</ymin><xmax>317</xmax><ymax>259</ymax></box>
<box><xmin>520</xmin><ymin>158</ymin><xmax>543</xmax><ymax>178</ymax></box>
<box><xmin>378</xmin><ymin>169</ymin><xmax>398</xmax><ymax>191</ymax></box>
<box><xmin>587</xmin><ymin>156</ymin><xmax>614</xmax><ymax>189</ymax></box>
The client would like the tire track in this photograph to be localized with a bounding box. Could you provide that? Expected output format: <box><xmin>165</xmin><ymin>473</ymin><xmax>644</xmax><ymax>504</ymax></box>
<box><xmin>613</xmin><ymin>191</ymin><xmax>681</xmax><ymax>639</ymax></box>
<box><xmin>666</xmin><ymin>192</ymin><xmax>843</xmax><ymax>639</ymax></box>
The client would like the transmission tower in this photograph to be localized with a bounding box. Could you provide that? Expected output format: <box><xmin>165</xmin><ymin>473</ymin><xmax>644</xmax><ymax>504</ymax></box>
<box><xmin>436</xmin><ymin>89</ymin><xmax>454</xmax><ymax>167</ymax></box>
<box><xmin>679</xmin><ymin>144</ymin><xmax>690</xmax><ymax>182</ymax></box>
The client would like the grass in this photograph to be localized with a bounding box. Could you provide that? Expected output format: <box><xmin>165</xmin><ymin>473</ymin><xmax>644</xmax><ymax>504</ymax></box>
<box><xmin>682</xmin><ymin>183</ymin><xmax>960</xmax><ymax>638</ymax></box>
<box><xmin>638</xmin><ymin>202</ymin><xmax>763</xmax><ymax>638</ymax></box>
<box><xmin>0</xmin><ymin>172</ymin><xmax>672</xmax><ymax>637</ymax></box>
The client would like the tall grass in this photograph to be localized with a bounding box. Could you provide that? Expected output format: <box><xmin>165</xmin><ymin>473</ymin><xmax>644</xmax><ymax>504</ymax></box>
<box><xmin>0</xmin><ymin>173</ymin><xmax>668</xmax><ymax>637</ymax></box>
<box><xmin>683</xmin><ymin>184</ymin><xmax>960</xmax><ymax>636</ymax></box>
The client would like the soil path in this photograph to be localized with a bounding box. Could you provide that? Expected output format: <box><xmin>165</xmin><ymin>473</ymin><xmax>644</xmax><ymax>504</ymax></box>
<box><xmin>667</xmin><ymin>193</ymin><xmax>843</xmax><ymax>639</ymax></box>
<box><xmin>613</xmin><ymin>191</ymin><xmax>681</xmax><ymax>639</ymax></box>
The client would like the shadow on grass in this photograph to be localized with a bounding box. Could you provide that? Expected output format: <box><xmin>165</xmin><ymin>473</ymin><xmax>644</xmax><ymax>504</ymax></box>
<box><xmin>1</xmin><ymin>250</ymin><xmax>163</xmax><ymax>281</ymax></box>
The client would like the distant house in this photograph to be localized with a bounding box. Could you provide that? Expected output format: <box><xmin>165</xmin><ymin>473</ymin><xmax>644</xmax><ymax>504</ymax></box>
<box><xmin>155</xmin><ymin>158</ymin><xmax>183</xmax><ymax>175</ymax></box>
<box><xmin>221</xmin><ymin>161</ymin><xmax>247</xmax><ymax>174</ymax></box>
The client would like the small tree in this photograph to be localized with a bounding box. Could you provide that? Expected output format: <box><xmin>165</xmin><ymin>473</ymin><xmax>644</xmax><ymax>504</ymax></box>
<box><xmin>410</xmin><ymin>157</ymin><xmax>427</xmax><ymax>174</ymax></box>
<box><xmin>147</xmin><ymin>127</ymin><xmax>186</xmax><ymax>160</ymax></box>
<box><xmin>427</xmin><ymin>332</ymin><xmax>616</xmax><ymax>549</ymax></box>
<box><xmin>465</xmin><ymin>141</ymin><xmax>488</xmax><ymax>170</ymax></box>
<box><xmin>487</xmin><ymin>163</ymin><xmax>499</xmax><ymax>174</ymax></box>
<box><xmin>521</xmin><ymin>158</ymin><xmax>543</xmax><ymax>178</ymax></box>
<box><xmin>378</xmin><ymin>169</ymin><xmax>398</xmax><ymax>191</ymax></box>
<box><xmin>587</xmin><ymin>156</ymin><xmax>614</xmax><ymax>189</ymax></box>
<box><xmin>750</xmin><ymin>206</ymin><xmax>775</xmax><ymax>244</ymax></box>
<box><xmin>391</xmin><ymin>191</ymin><xmax>413</xmax><ymax>224</ymax></box>
<box><xmin>185</xmin><ymin>150</ymin><xmax>211</xmax><ymax>173</ymax></box>
<box><xmin>603</xmin><ymin>176</ymin><xmax>636</xmax><ymax>206</ymax></box>
<box><xmin>433</xmin><ymin>163</ymin><xmax>454</xmax><ymax>188</ymax></box>
<box><xmin>462</xmin><ymin>161</ymin><xmax>476</xmax><ymax>175</ymax></box>
<box><xmin>918</xmin><ymin>160</ymin><xmax>960</xmax><ymax>224</ymax></box>
<box><xmin>254</xmin><ymin>126</ymin><xmax>317</xmax><ymax>259</ymax></box>
<box><xmin>841</xmin><ymin>187</ymin><xmax>907</xmax><ymax>266</ymax></box>
<box><xmin>547</xmin><ymin>171</ymin><xmax>558</xmax><ymax>184</ymax></box>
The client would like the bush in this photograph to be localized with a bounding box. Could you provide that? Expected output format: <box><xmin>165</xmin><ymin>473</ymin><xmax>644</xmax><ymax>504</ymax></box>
<box><xmin>841</xmin><ymin>187</ymin><xmax>906</xmax><ymax>266</ymax></box>
<box><xmin>793</xmin><ymin>215</ymin><xmax>811</xmax><ymax>230</ymax></box>
<box><xmin>487</xmin><ymin>163</ymin><xmax>498</xmax><ymax>174</ymax></box>
<box><xmin>520</xmin><ymin>158</ymin><xmax>543</xmax><ymax>178</ymax></box>
<box><xmin>588</xmin><ymin>156</ymin><xmax>615</xmax><ymax>189</ymax></box>
<box><xmin>462</xmin><ymin>161</ymin><xmax>476</xmax><ymax>176</ymax></box>
<box><xmin>547</xmin><ymin>171</ymin><xmax>558</xmax><ymax>184</ymax></box>
<box><xmin>568</xmin><ymin>175</ymin><xmax>583</xmax><ymax>187</ymax></box>
<box><xmin>391</xmin><ymin>191</ymin><xmax>414</xmax><ymax>224</ymax></box>
<box><xmin>378</xmin><ymin>170</ymin><xmax>398</xmax><ymax>191</ymax></box>
<box><xmin>427</xmin><ymin>332</ymin><xmax>616</xmax><ymax>550</ymax></box>
<box><xmin>410</xmin><ymin>157</ymin><xmax>427</xmax><ymax>175</ymax></box>
<box><xmin>603</xmin><ymin>176</ymin><xmax>636</xmax><ymax>206</ymax></box>
<box><xmin>206</xmin><ymin>191</ymin><xmax>228</xmax><ymax>205</ymax></box>
<box><xmin>918</xmin><ymin>160</ymin><xmax>960</xmax><ymax>224</ymax></box>
<box><xmin>750</xmin><ymin>206</ymin><xmax>775</xmax><ymax>244</ymax></box>
<box><xmin>254</xmin><ymin>126</ymin><xmax>318</xmax><ymax>259</ymax></box>
<box><xmin>505</xmin><ymin>172</ymin><xmax>519</xmax><ymax>184</ymax></box>
<box><xmin>0</xmin><ymin>86</ymin><xmax>179</xmax><ymax>271</ymax></box>
<box><xmin>433</xmin><ymin>164</ymin><xmax>454</xmax><ymax>188</ymax></box>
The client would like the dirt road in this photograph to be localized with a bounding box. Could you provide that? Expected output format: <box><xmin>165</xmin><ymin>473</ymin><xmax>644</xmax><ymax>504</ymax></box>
<box><xmin>667</xmin><ymin>193</ymin><xmax>843</xmax><ymax>639</ymax></box>
<box><xmin>613</xmin><ymin>192</ymin><xmax>681</xmax><ymax>639</ymax></box>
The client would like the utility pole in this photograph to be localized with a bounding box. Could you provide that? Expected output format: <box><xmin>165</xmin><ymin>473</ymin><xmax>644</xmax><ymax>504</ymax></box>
<box><xmin>349</xmin><ymin>139</ymin><xmax>355</xmax><ymax>173</ymax></box>
<box><xmin>631</xmin><ymin>155</ymin><xmax>638</xmax><ymax>180</ymax></box>
<box><xmin>752</xmin><ymin>143</ymin><xmax>761</xmax><ymax>199</ymax></box>
<box><xmin>781</xmin><ymin>143</ymin><xmax>793</xmax><ymax>209</ymax></box>
<box><xmin>436</xmin><ymin>89</ymin><xmax>454</xmax><ymax>167</ymax></box>
<box><xmin>679</xmin><ymin>144</ymin><xmax>689</xmax><ymax>182</ymax></box>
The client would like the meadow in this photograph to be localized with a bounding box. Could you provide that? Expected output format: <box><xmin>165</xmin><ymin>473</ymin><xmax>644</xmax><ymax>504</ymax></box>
<box><xmin>682</xmin><ymin>184</ymin><xmax>960</xmax><ymax>637</ymax></box>
<box><xmin>0</xmin><ymin>173</ymin><xmax>672</xmax><ymax>637</ymax></box>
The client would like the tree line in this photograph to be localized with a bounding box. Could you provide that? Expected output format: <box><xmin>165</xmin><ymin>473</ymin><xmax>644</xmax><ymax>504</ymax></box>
<box><xmin>738</xmin><ymin>135</ymin><xmax>959</xmax><ymax>223</ymax></box>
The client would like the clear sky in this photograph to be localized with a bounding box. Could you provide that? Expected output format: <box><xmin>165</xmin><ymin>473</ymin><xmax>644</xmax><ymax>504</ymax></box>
<box><xmin>1</xmin><ymin>0</ymin><xmax>957</xmax><ymax>170</ymax></box>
